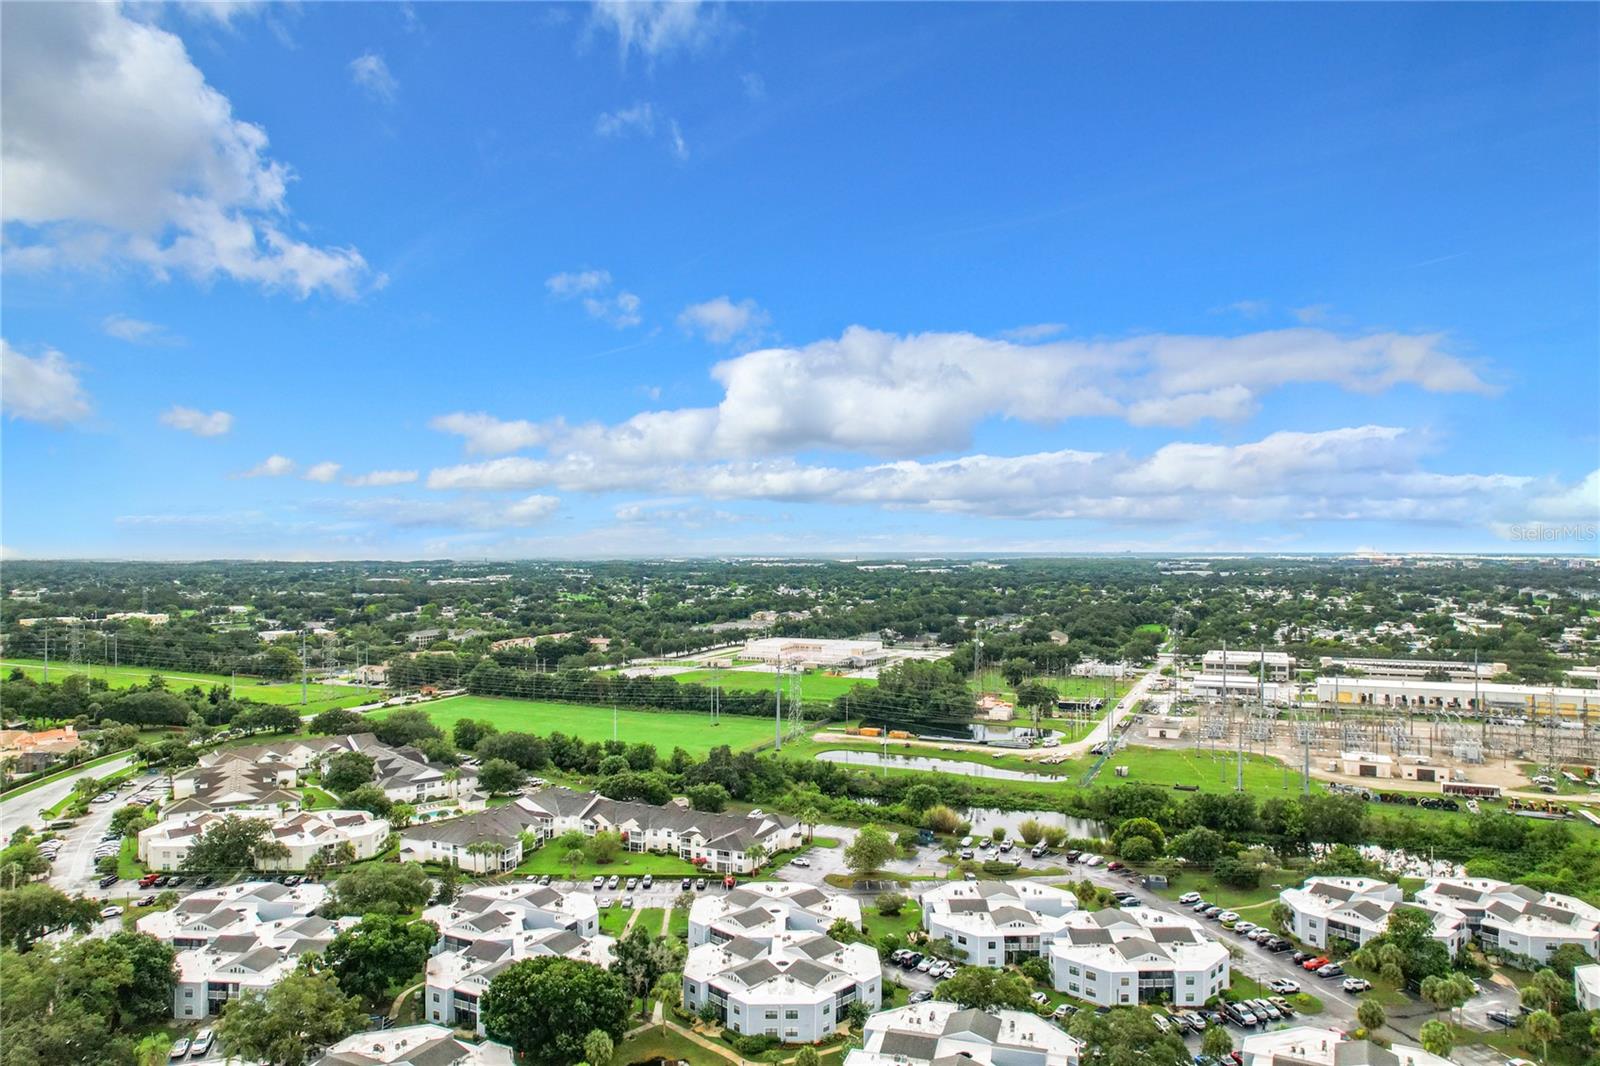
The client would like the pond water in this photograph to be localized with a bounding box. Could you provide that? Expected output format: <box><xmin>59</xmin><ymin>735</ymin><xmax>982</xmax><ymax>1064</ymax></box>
<box><xmin>961</xmin><ymin>806</ymin><xmax>1107</xmax><ymax>840</ymax></box>
<box><xmin>815</xmin><ymin>749</ymin><xmax>1066</xmax><ymax>782</ymax></box>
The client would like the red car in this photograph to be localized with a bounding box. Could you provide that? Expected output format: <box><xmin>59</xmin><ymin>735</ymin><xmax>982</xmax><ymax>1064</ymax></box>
<box><xmin>1107</xmin><ymin>861</ymin><xmax>1125</xmax><ymax>871</ymax></box>
<box><xmin>1302</xmin><ymin>956</ymin><xmax>1330</xmax><ymax>971</ymax></box>
<box><xmin>137</xmin><ymin>873</ymin><xmax>159</xmax><ymax>888</ymax></box>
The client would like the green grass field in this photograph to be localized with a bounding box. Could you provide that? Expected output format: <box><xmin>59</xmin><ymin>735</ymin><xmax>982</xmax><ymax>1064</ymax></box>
<box><xmin>513</xmin><ymin>846</ymin><xmax>700</xmax><ymax>878</ymax></box>
<box><xmin>373</xmin><ymin>694</ymin><xmax>774</xmax><ymax>755</ymax></box>
<box><xmin>2</xmin><ymin>658</ymin><xmax>371</xmax><ymax>711</ymax></box>
<box><xmin>1091</xmin><ymin>744</ymin><xmax>1322</xmax><ymax>796</ymax></box>
<box><xmin>668</xmin><ymin>668</ymin><xmax>871</xmax><ymax>701</ymax></box>
<box><xmin>599</xmin><ymin>902</ymin><xmax>634</xmax><ymax>937</ymax></box>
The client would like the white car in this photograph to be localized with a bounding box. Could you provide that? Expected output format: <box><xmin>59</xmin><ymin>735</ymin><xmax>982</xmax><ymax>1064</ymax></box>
<box><xmin>1178</xmin><ymin>892</ymin><xmax>1202</xmax><ymax>904</ymax></box>
<box><xmin>1342</xmin><ymin>977</ymin><xmax>1372</xmax><ymax>994</ymax></box>
<box><xmin>99</xmin><ymin>905</ymin><xmax>123</xmax><ymax>919</ymax></box>
<box><xmin>791</xmin><ymin>857</ymin><xmax>810</xmax><ymax>868</ymax></box>
<box><xmin>1030</xmin><ymin>991</ymin><xmax>1049</xmax><ymax>1006</ymax></box>
<box><xmin>1217</xmin><ymin>911</ymin><xmax>1239</xmax><ymax>923</ymax></box>
<box><xmin>1267</xmin><ymin>978</ymin><xmax>1300</xmax><ymax>994</ymax></box>
<box><xmin>1082</xmin><ymin>854</ymin><xmax>1103</xmax><ymax>867</ymax></box>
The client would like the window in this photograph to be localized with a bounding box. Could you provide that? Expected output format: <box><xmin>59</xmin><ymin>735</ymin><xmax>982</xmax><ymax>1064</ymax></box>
<box><xmin>957</xmin><ymin>935</ymin><xmax>967</xmax><ymax>945</ymax></box>
<box><xmin>765</xmin><ymin>1011</ymin><xmax>778</xmax><ymax>1020</ymax></box>
<box><xmin>785</xmin><ymin>1011</ymin><xmax>798</xmax><ymax>1020</ymax></box>
<box><xmin>1185</xmin><ymin>977</ymin><xmax>1194</xmax><ymax>985</ymax></box>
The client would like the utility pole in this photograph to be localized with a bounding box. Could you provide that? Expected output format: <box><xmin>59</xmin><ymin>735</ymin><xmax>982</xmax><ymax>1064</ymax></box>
<box><xmin>43</xmin><ymin>627</ymin><xmax>49</xmax><ymax>682</ymax></box>
<box><xmin>300</xmin><ymin>629</ymin><xmax>308</xmax><ymax>706</ymax></box>
<box><xmin>613</xmin><ymin>701</ymin><xmax>618</xmax><ymax>743</ymax></box>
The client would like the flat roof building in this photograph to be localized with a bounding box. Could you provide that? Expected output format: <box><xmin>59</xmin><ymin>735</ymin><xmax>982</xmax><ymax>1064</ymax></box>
<box><xmin>1316</xmin><ymin>677</ymin><xmax>1600</xmax><ymax>716</ymax></box>
<box><xmin>313</xmin><ymin>1024</ymin><xmax>513</xmax><ymax>1066</ymax></box>
<box><xmin>1319</xmin><ymin>656</ymin><xmax>1507</xmax><ymax>681</ymax></box>
<box><xmin>740</xmin><ymin>637</ymin><xmax>888</xmax><ymax>668</ymax></box>
<box><xmin>1203</xmin><ymin>650</ymin><xmax>1294</xmax><ymax>681</ymax></box>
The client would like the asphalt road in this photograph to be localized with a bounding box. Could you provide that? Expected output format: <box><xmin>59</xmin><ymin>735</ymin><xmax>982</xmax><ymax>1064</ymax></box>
<box><xmin>0</xmin><ymin>754</ymin><xmax>136</xmax><ymax>837</ymax></box>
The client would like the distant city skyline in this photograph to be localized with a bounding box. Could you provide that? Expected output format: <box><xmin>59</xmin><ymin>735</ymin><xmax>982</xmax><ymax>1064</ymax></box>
<box><xmin>2</xmin><ymin>2</ymin><xmax>1596</xmax><ymax>559</ymax></box>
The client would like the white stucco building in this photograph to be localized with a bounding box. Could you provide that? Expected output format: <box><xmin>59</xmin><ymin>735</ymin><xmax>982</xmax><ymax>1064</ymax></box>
<box><xmin>138</xmin><ymin>809</ymin><xmax>390</xmax><ymax>872</ymax></box>
<box><xmin>1049</xmin><ymin>907</ymin><xmax>1229</xmax><ymax>1007</ymax></box>
<box><xmin>1279</xmin><ymin>877</ymin><xmax>1466</xmax><ymax>955</ymax></box>
<box><xmin>845</xmin><ymin>1002</ymin><xmax>1080</xmax><ymax>1066</ymax></box>
<box><xmin>684</xmin><ymin>929</ymin><xmax>881</xmax><ymax>1044</ymax></box>
<box><xmin>1414</xmin><ymin>878</ymin><xmax>1600</xmax><ymax>964</ymax></box>
<box><xmin>398</xmin><ymin>798</ymin><xmax>548</xmax><ymax>873</ymax></box>
<box><xmin>920</xmin><ymin>880</ymin><xmax>1077</xmax><ymax>966</ymax></box>
<box><xmin>313</xmin><ymin>1024</ymin><xmax>513</xmax><ymax>1066</ymax></box>
<box><xmin>137</xmin><ymin>880</ymin><xmax>332</xmax><ymax>949</ymax></box>
<box><xmin>1241</xmin><ymin>1026</ymin><xmax>1453</xmax><ymax>1066</ymax></box>
<box><xmin>740</xmin><ymin>637</ymin><xmax>888</xmax><ymax>668</ymax></box>
<box><xmin>1203</xmin><ymin>649</ymin><xmax>1294</xmax><ymax>681</ymax></box>
<box><xmin>690</xmin><ymin>882</ymin><xmax>861</xmax><ymax>948</ymax></box>
<box><xmin>1575</xmin><ymin>964</ymin><xmax>1600</xmax><ymax>1011</ymax></box>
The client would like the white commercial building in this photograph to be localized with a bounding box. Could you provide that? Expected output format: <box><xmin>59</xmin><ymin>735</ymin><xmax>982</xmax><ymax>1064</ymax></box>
<box><xmin>1190</xmin><ymin>674</ymin><xmax>1292</xmax><ymax>703</ymax></box>
<box><xmin>740</xmin><ymin>637</ymin><xmax>888</xmax><ymax>668</ymax></box>
<box><xmin>1319</xmin><ymin>656</ymin><xmax>1507</xmax><ymax>681</ymax></box>
<box><xmin>138</xmin><ymin>880</ymin><xmax>332</xmax><ymax>949</ymax></box>
<box><xmin>422</xmin><ymin>881</ymin><xmax>611</xmax><ymax>1034</ymax></box>
<box><xmin>1414</xmin><ymin>878</ymin><xmax>1600</xmax><ymax>963</ymax></box>
<box><xmin>845</xmin><ymin>1002</ymin><xmax>1080</xmax><ymax>1066</ymax></box>
<box><xmin>920</xmin><ymin>881</ymin><xmax>1077</xmax><ymax>967</ymax></box>
<box><xmin>138</xmin><ymin>809</ymin><xmax>390</xmax><ymax>872</ymax></box>
<box><xmin>1203</xmin><ymin>649</ymin><xmax>1295</xmax><ymax>681</ymax></box>
<box><xmin>1575</xmin><ymin>964</ymin><xmax>1600</xmax><ymax>1011</ymax></box>
<box><xmin>690</xmin><ymin>882</ymin><xmax>861</xmax><ymax>948</ymax></box>
<box><xmin>313</xmin><ymin>1024</ymin><xmax>513</xmax><ymax>1066</ymax></box>
<box><xmin>1049</xmin><ymin>907</ymin><xmax>1230</xmax><ymax>1008</ymax></box>
<box><xmin>1278</xmin><ymin>877</ymin><xmax>1466</xmax><ymax>954</ymax></box>
<box><xmin>684</xmin><ymin>930</ymin><xmax>881</xmax><ymax>1044</ymax></box>
<box><xmin>1241</xmin><ymin>1026</ymin><xmax>1453</xmax><ymax>1066</ymax></box>
<box><xmin>1316</xmin><ymin>677</ymin><xmax>1600</xmax><ymax>716</ymax></box>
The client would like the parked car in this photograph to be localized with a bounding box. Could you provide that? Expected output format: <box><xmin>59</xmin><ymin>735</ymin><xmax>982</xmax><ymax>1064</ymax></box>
<box><xmin>1267</xmin><ymin>938</ymin><xmax>1292</xmax><ymax>952</ymax></box>
<box><xmin>1150</xmin><ymin>1014</ymin><xmax>1171</xmax><ymax>1034</ymax></box>
<box><xmin>694</xmin><ymin>878</ymin><xmax>707</xmax><ymax>891</ymax></box>
<box><xmin>1217</xmin><ymin>911</ymin><xmax>1239</xmax><ymax>923</ymax></box>
<box><xmin>1486</xmin><ymin>1010</ymin><xmax>1520</xmax><ymax>1028</ymax></box>
<box><xmin>1342</xmin><ymin>977</ymin><xmax>1371</xmax><ymax>994</ymax></box>
<box><xmin>1203</xmin><ymin>906</ymin><xmax>1224</xmax><ymax>919</ymax></box>
<box><xmin>1052</xmin><ymin>1004</ymin><xmax>1076</xmax><ymax>1021</ymax></box>
<box><xmin>928</xmin><ymin>960</ymin><xmax>950</xmax><ymax>978</ymax></box>
<box><xmin>1107</xmin><ymin>860</ymin><xmax>1124</xmax><ymax>871</ymax></box>
<box><xmin>168</xmin><ymin>1040</ymin><xmax>189</xmax><ymax>1061</ymax></box>
<box><xmin>190</xmin><ymin>1030</ymin><xmax>214</xmax><ymax>1057</ymax></box>
<box><xmin>538</xmin><ymin>874</ymin><xmax>551</xmax><ymax>886</ymax></box>
<box><xmin>593</xmin><ymin>876</ymin><xmax>606</xmax><ymax>889</ymax></box>
<box><xmin>607</xmin><ymin>875</ymin><xmax>620</xmax><ymax>890</ymax></box>
<box><xmin>960</xmin><ymin>849</ymin><xmax>975</xmax><ymax>860</ymax></box>
<box><xmin>99</xmin><ymin>873</ymin><xmax>119</xmax><ymax>888</ymax></box>
<box><xmin>916</xmin><ymin>958</ymin><xmax>934</xmax><ymax>973</ymax></box>
<box><xmin>682</xmin><ymin>877</ymin><xmax>693</xmax><ymax>890</ymax></box>
<box><xmin>1029</xmin><ymin>991</ymin><xmax>1049</xmax><ymax>1007</ymax></box>
<box><xmin>909</xmin><ymin>990</ymin><xmax>933</xmax><ymax>1004</ymax></box>
<box><xmin>1233</xmin><ymin>921</ymin><xmax>1257</xmax><ymax>934</ymax></box>
<box><xmin>1179</xmin><ymin>891</ymin><xmax>1203</xmax><ymax>904</ymax></box>
<box><xmin>791</xmin><ymin>857</ymin><xmax>810</xmax><ymax>867</ymax></box>
<box><xmin>1302</xmin><ymin>956</ymin><xmax>1330</xmax><ymax>971</ymax></box>
<box><xmin>625</xmin><ymin>877</ymin><xmax>638</xmax><ymax>890</ymax></box>
<box><xmin>622</xmin><ymin>894</ymin><xmax>634</xmax><ymax>907</ymax></box>
<box><xmin>1224</xmin><ymin>1003</ymin><xmax>1257</xmax><ymax>1027</ymax></box>
<box><xmin>1316</xmin><ymin>963</ymin><xmax>1344</xmax><ymax>978</ymax></box>
<box><xmin>1267</xmin><ymin>978</ymin><xmax>1300</xmax><ymax>994</ymax></box>
<box><xmin>642</xmin><ymin>875</ymin><xmax>653</xmax><ymax>889</ymax></box>
<box><xmin>99</xmin><ymin>905</ymin><xmax>123</xmax><ymax>919</ymax></box>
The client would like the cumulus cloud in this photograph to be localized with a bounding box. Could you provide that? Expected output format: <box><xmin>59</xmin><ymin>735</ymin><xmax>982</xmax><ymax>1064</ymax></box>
<box><xmin>159</xmin><ymin>405</ymin><xmax>233</xmax><ymax>437</ymax></box>
<box><xmin>303</xmin><ymin>461</ymin><xmax>342</xmax><ymax>483</ymax></box>
<box><xmin>591</xmin><ymin>0</ymin><xmax>720</xmax><ymax>62</ymax></box>
<box><xmin>583</xmin><ymin>291</ymin><xmax>642</xmax><ymax>328</ymax></box>
<box><xmin>430</xmin><ymin>412</ymin><xmax>553</xmax><ymax>456</ymax></box>
<box><xmin>426</xmin><ymin>424</ymin><xmax>1558</xmax><ymax>527</ymax></box>
<box><xmin>0</xmin><ymin>339</ymin><xmax>91</xmax><ymax>424</ymax></box>
<box><xmin>545</xmin><ymin>269</ymin><xmax>611</xmax><ymax>297</ymax></box>
<box><xmin>678</xmin><ymin>295</ymin><xmax>769</xmax><ymax>346</ymax></box>
<box><xmin>348</xmin><ymin>52</ymin><xmax>398</xmax><ymax>102</ymax></box>
<box><xmin>1</xmin><ymin>4</ymin><xmax>375</xmax><ymax>297</ymax></box>
<box><xmin>241</xmin><ymin>454</ymin><xmax>295</xmax><ymax>478</ymax></box>
<box><xmin>345</xmin><ymin>468</ymin><xmax>419</xmax><ymax>487</ymax></box>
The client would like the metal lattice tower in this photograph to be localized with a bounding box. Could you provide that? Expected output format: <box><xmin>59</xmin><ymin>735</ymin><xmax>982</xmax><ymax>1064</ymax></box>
<box><xmin>68</xmin><ymin>622</ymin><xmax>83</xmax><ymax>668</ymax></box>
<box><xmin>786</xmin><ymin>669</ymin><xmax>803</xmax><ymax>739</ymax></box>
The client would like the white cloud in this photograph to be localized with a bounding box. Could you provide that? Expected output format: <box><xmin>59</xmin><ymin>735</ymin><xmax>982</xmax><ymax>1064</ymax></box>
<box><xmin>595</xmin><ymin>102</ymin><xmax>656</xmax><ymax>137</ymax></box>
<box><xmin>321</xmin><ymin>493</ymin><xmax>558</xmax><ymax>529</ymax></box>
<box><xmin>1292</xmin><ymin>303</ymin><xmax>1333</xmax><ymax>324</ymax></box>
<box><xmin>430</xmin><ymin>412</ymin><xmax>552</xmax><ymax>455</ymax></box>
<box><xmin>1215</xmin><ymin>299</ymin><xmax>1270</xmax><ymax>318</ymax></box>
<box><xmin>591</xmin><ymin>0</ymin><xmax>720</xmax><ymax>63</ymax></box>
<box><xmin>583</xmin><ymin>291</ymin><xmax>643</xmax><ymax>328</ymax></box>
<box><xmin>1125</xmin><ymin>385</ymin><xmax>1256</xmax><ymax>427</ymax></box>
<box><xmin>0</xmin><ymin>339</ymin><xmax>91</xmax><ymax>425</ymax></box>
<box><xmin>426</xmin><ymin>424</ymin><xmax>1556</xmax><ymax>528</ymax></box>
<box><xmin>303</xmin><ymin>461</ymin><xmax>342</xmax><ymax>483</ymax></box>
<box><xmin>999</xmin><ymin>323</ymin><xmax>1067</xmax><ymax>341</ymax></box>
<box><xmin>348</xmin><ymin>52</ymin><xmax>398</xmax><ymax>102</ymax></box>
<box><xmin>544</xmin><ymin>267</ymin><xmax>642</xmax><ymax>327</ymax></box>
<box><xmin>345</xmin><ymin>469</ymin><xmax>419</xmax><ymax>487</ymax></box>
<box><xmin>102</xmin><ymin>314</ymin><xmax>174</xmax><ymax>344</ymax></box>
<box><xmin>545</xmin><ymin>269</ymin><xmax>612</xmax><ymax>297</ymax></box>
<box><xmin>159</xmin><ymin>405</ymin><xmax>233</xmax><ymax>437</ymax></box>
<box><xmin>241</xmin><ymin>454</ymin><xmax>295</xmax><ymax>478</ymax></box>
<box><xmin>678</xmin><ymin>295</ymin><xmax>769</xmax><ymax>345</ymax></box>
<box><xmin>668</xmin><ymin>119</ymin><xmax>688</xmax><ymax>161</ymax></box>
<box><xmin>741</xmin><ymin>72</ymin><xmax>766</xmax><ymax>101</ymax></box>
<box><xmin>1</xmin><ymin>3</ymin><xmax>375</xmax><ymax>297</ymax></box>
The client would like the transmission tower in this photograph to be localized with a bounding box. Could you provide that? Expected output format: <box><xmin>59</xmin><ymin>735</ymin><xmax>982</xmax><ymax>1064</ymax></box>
<box><xmin>68</xmin><ymin>622</ymin><xmax>84</xmax><ymax>670</ymax></box>
<box><xmin>787</xmin><ymin>669</ymin><xmax>804</xmax><ymax>739</ymax></box>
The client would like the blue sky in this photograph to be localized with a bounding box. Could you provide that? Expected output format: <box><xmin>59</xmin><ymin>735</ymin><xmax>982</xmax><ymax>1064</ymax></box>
<box><xmin>2</xmin><ymin>1</ymin><xmax>1596</xmax><ymax>559</ymax></box>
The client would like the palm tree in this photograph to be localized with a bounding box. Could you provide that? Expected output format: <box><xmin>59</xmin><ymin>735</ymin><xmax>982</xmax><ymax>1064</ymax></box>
<box><xmin>443</xmin><ymin>767</ymin><xmax>461</xmax><ymax>800</ymax></box>
<box><xmin>1524</xmin><ymin>1009</ymin><xmax>1560</xmax><ymax>1065</ymax></box>
<box><xmin>1356</xmin><ymin>997</ymin><xmax>1386</xmax><ymax>1035</ymax></box>
<box><xmin>746</xmin><ymin>843</ymin><xmax>768</xmax><ymax>871</ymax></box>
<box><xmin>133</xmin><ymin>1034</ymin><xmax>173</xmax><ymax>1066</ymax></box>
<box><xmin>465</xmin><ymin>838</ymin><xmax>504</xmax><ymax>872</ymax></box>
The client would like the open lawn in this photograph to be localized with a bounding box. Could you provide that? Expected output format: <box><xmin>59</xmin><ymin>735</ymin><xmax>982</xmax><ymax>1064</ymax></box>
<box><xmin>670</xmin><ymin>668</ymin><xmax>873</xmax><ymax>701</ymax></box>
<box><xmin>513</xmin><ymin>846</ymin><xmax>701</xmax><ymax>878</ymax></box>
<box><xmin>635</xmin><ymin>906</ymin><xmax>666</xmax><ymax>937</ymax></box>
<box><xmin>1149</xmin><ymin>870</ymin><xmax>1295</xmax><ymax>911</ymax></box>
<box><xmin>370</xmin><ymin>694</ymin><xmax>774</xmax><ymax>755</ymax></box>
<box><xmin>599</xmin><ymin>902</ymin><xmax>634</xmax><ymax>937</ymax></box>
<box><xmin>970</xmin><ymin>668</ymin><xmax>1132</xmax><ymax>702</ymax></box>
<box><xmin>117</xmin><ymin>835</ymin><xmax>145</xmax><ymax>880</ymax></box>
<box><xmin>608</xmin><ymin>1028</ymin><xmax>713</xmax><ymax>1066</ymax></box>
<box><xmin>2</xmin><ymin>658</ymin><xmax>371</xmax><ymax>711</ymax></box>
<box><xmin>1091</xmin><ymin>744</ymin><xmax>1321</xmax><ymax>797</ymax></box>
<box><xmin>860</xmin><ymin>898</ymin><xmax>923</xmax><ymax>943</ymax></box>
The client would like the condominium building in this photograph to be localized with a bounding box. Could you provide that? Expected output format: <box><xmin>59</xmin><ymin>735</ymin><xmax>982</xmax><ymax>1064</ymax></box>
<box><xmin>422</xmin><ymin>881</ymin><xmax>611</xmax><ymax>1034</ymax></box>
<box><xmin>518</xmin><ymin>786</ymin><xmax>803</xmax><ymax>874</ymax></box>
<box><xmin>1575</xmin><ymin>964</ymin><xmax>1600</xmax><ymax>1011</ymax></box>
<box><xmin>188</xmin><ymin>733</ymin><xmax>476</xmax><ymax>806</ymax></box>
<box><xmin>313</xmin><ymin>1025</ymin><xmax>513</xmax><ymax>1066</ymax></box>
<box><xmin>1279</xmin><ymin>877</ymin><xmax>1466</xmax><ymax>954</ymax></box>
<box><xmin>164</xmin><ymin>908</ymin><xmax>358</xmax><ymax>1019</ymax></box>
<box><xmin>920</xmin><ymin>881</ymin><xmax>1078</xmax><ymax>966</ymax></box>
<box><xmin>1048</xmin><ymin>907</ymin><xmax>1229</xmax><ymax>1007</ymax></box>
<box><xmin>844</xmin><ymin>1002</ymin><xmax>1081</xmax><ymax>1066</ymax></box>
<box><xmin>1241</xmin><ymin>1026</ymin><xmax>1453</xmax><ymax>1066</ymax></box>
<box><xmin>683</xmin><ymin>930</ymin><xmax>881</xmax><ymax>1044</ymax></box>
<box><xmin>138</xmin><ymin>880</ymin><xmax>332</xmax><ymax>949</ymax></box>
<box><xmin>690</xmin><ymin>882</ymin><xmax>862</xmax><ymax>948</ymax></box>
<box><xmin>1414</xmin><ymin>878</ymin><xmax>1600</xmax><ymax>963</ymax></box>
<box><xmin>138</xmin><ymin>809</ymin><xmax>390</xmax><ymax>872</ymax></box>
<box><xmin>398</xmin><ymin>798</ymin><xmax>548</xmax><ymax>873</ymax></box>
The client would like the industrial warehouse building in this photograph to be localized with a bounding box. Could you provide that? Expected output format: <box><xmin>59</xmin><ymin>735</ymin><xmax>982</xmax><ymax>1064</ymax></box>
<box><xmin>1315</xmin><ymin>677</ymin><xmax>1600</xmax><ymax>715</ymax></box>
